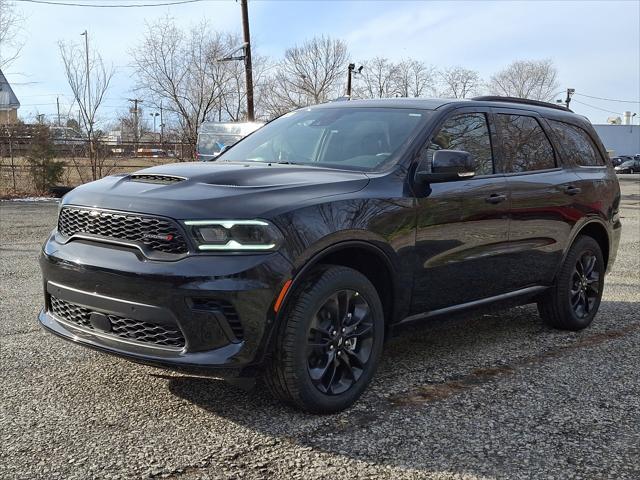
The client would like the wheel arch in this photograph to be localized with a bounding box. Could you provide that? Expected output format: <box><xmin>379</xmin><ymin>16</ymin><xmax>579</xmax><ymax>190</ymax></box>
<box><xmin>282</xmin><ymin>241</ymin><xmax>398</xmax><ymax>324</ymax></box>
<box><xmin>259</xmin><ymin>240</ymin><xmax>402</xmax><ymax>362</ymax></box>
<box><xmin>565</xmin><ymin>219</ymin><xmax>611</xmax><ymax>272</ymax></box>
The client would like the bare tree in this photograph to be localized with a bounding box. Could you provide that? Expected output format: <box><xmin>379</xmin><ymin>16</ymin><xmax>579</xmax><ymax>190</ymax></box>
<box><xmin>355</xmin><ymin>57</ymin><xmax>398</xmax><ymax>99</ymax></box>
<box><xmin>0</xmin><ymin>0</ymin><xmax>23</xmax><ymax>68</ymax></box>
<box><xmin>438</xmin><ymin>66</ymin><xmax>482</xmax><ymax>98</ymax></box>
<box><xmin>59</xmin><ymin>37</ymin><xmax>114</xmax><ymax>181</ymax></box>
<box><xmin>263</xmin><ymin>36</ymin><xmax>347</xmax><ymax>116</ymax></box>
<box><xmin>131</xmin><ymin>17</ymin><xmax>246</xmax><ymax>155</ymax></box>
<box><xmin>488</xmin><ymin>59</ymin><xmax>559</xmax><ymax>101</ymax></box>
<box><xmin>394</xmin><ymin>59</ymin><xmax>436</xmax><ymax>98</ymax></box>
<box><xmin>117</xmin><ymin>107</ymin><xmax>151</xmax><ymax>143</ymax></box>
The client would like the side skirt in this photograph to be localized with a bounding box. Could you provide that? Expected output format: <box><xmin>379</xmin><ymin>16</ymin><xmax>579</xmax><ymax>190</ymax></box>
<box><xmin>392</xmin><ymin>285</ymin><xmax>549</xmax><ymax>332</ymax></box>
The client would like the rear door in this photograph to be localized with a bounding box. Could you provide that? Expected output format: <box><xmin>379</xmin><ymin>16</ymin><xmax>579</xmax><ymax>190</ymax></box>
<box><xmin>411</xmin><ymin>108</ymin><xmax>511</xmax><ymax>313</ymax></box>
<box><xmin>492</xmin><ymin>109</ymin><xmax>582</xmax><ymax>288</ymax></box>
<box><xmin>545</xmin><ymin>117</ymin><xmax>618</xmax><ymax>241</ymax></box>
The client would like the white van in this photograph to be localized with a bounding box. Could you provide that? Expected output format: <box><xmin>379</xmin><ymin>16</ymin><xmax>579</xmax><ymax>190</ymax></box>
<box><xmin>196</xmin><ymin>122</ymin><xmax>264</xmax><ymax>161</ymax></box>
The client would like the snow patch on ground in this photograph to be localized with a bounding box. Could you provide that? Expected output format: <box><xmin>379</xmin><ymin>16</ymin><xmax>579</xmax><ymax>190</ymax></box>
<box><xmin>6</xmin><ymin>197</ymin><xmax>59</xmax><ymax>202</ymax></box>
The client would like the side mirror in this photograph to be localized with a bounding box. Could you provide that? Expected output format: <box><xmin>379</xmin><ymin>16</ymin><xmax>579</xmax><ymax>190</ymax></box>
<box><xmin>415</xmin><ymin>150</ymin><xmax>476</xmax><ymax>183</ymax></box>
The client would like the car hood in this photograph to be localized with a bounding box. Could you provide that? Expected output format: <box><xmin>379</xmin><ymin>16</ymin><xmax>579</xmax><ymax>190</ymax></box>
<box><xmin>61</xmin><ymin>161</ymin><xmax>370</xmax><ymax>219</ymax></box>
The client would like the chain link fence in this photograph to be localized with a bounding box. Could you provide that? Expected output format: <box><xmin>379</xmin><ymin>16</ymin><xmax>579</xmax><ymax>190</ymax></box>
<box><xmin>1</xmin><ymin>127</ymin><xmax>195</xmax><ymax>198</ymax></box>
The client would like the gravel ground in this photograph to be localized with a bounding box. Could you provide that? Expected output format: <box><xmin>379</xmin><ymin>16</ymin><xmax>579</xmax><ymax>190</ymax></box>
<box><xmin>1</xmin><ymin>175</ymin><xmax>639</xmax><ymax>480</ymax></box>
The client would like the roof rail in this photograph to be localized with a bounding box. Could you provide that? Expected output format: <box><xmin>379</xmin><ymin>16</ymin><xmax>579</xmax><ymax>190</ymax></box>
<box><xmin>472</xmin><ymin>96</ymin><xmax>573</xmax><ymax>113</ymax></box>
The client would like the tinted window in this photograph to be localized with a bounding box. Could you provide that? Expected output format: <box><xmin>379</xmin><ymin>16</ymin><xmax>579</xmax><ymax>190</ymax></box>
<box><xmin>495</xmin><ymin>114</ymin><xmax>556</xmax><ymax>173</ymax></box>
<box><xmin>427</xmin><ymin>113</ymin><xmax>494</xmax><ymax>175</ymax></box>
<box><xmin>219</xmin><ymin>108</ymin><xmax>428</xmax><ymax>171</ymax></box>
<box><xmin>548</xmin><ymin>120</ymin><xmax>605</xmax><ymax>166</ymax></box>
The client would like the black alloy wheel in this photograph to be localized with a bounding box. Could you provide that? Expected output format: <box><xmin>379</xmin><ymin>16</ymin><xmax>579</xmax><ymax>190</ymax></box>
<box><xmin>538</xmin><ymin>235</ymin><xmax>605</xmax><ymax>331</ymax></box>
<box><xmin>570</xmin><ymin>250</ymin><xmax>600</xmax><ymax>319</ymax></box>
<box><xmin>264</xmin><ymin>265</ymin><xmax>384</xmax><ymax>413</ymax></box>
<box><xmin>306</xmin><ymin>289</ymin><xmax>374</xmax><ymax>395</ymax></box>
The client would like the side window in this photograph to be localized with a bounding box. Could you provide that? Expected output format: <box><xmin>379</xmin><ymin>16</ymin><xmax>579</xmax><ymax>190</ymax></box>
<box><xmin>495</xmin><ymin>114</ymin><xmax>556</xmax><ymax>173</ymax></box>
<box><xmin>426</xmin><ymin>113</ymin><xmax>494</xmax><ymax>175</ymax></box>
<box><xmin>548</xmin><ymin>120</ymin><xmax>605</xmax><ymax>167</ymax></box>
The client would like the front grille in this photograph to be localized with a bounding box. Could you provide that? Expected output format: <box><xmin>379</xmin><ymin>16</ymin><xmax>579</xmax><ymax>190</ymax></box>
<box><xmin>129</xmin><ymin>174</ymin><xmax>184</xmax><ymax>184</ymax></box>
<box><xmin>191</xmin><ymin>298</ymin><xmax>244</xmax><ymax>341</ymax></box>
<box><xmin>58</xmin><ymin>206</ymin><xmax>188</xmax><ymax>255</ymax></box>
<box><xmin>50</xmin><ymin>296</ymin><xmax>185</xmax><ymax>349</ymax></box>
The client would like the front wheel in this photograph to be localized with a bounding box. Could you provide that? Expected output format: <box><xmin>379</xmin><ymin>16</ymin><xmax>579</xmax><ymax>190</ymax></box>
<box><xmin>537</xmin><ymin>235</ymin><xmax>605</xmax><ymax>331</ymax></box>
<box><xmin>264</xmin><ymin>265</ymin><xmax>384</xmax><ymax>413</ymax></box>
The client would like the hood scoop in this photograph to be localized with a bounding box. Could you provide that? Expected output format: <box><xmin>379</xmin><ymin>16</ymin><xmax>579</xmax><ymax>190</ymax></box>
<box><xmin>128</xmin><ymin>174</ymin><xmax>186</xmax><ymax>185</ymax></box>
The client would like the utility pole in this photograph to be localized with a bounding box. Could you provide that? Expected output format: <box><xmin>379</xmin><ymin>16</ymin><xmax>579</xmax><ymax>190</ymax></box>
<box><xmin>240</xmin><ymin>0</ymin><xmax>255</xmax><ymax>121</ymax></box>
<box><xmin>346</xmin><ymin>63</ymin><xmax>363</xmax><ymax>98</ymax></box>
<box><xmin>80</xmin><ymin>30</ymin><xmax>93</xmax><ymax>175</ymax></box>
<box><xmin>159</xmin><ymin>100</ymin><xmax>164</xmax><ymax>145</ymax></box>
<box><xmin>80</xmin><ymin>31</ymin><xmax>91</xmax><ymax>128</ymax></box>
<box><xmin>565</xmin><ymin>88</ymin><xmax>575</xmax><ymax>109</ymax></box>
<box><xmin>128</xmin><ymin>98</ymin><xmax>143</xmax><ymax>154</ymax></box>
<box><xmin>56</xmin><ymin>97</ymin><xmax>61</xmax><ymax>126</ymax></box>
<box><xmin>347</xmin><ymin>64</ymin><xmax>355</xmax><ymax>97</ymax></box>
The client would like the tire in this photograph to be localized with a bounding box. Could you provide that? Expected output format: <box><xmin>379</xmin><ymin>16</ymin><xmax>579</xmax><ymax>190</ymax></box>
<box><xmin>537</xmin><ymin>235</ymin><xmax>605</xmax><ymax>331</ymax></box>
<box><xmin>264</xmin><ymin>265</ymin><xmax>384</xmax><ymax>413</ymax></box>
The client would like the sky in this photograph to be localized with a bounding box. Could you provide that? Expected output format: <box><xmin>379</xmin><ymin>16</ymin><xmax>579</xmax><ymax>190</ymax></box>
<box><xmin>4</xmin><ymin>0</ymin><xmax>640</xmax><ymax>125</ymax></box>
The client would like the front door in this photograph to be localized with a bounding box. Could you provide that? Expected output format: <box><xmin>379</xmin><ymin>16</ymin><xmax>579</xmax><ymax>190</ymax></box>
<box><xmin>411</xmin><ymin>109</ymin><xmax>511</xmax><ymax>314</ymax></box>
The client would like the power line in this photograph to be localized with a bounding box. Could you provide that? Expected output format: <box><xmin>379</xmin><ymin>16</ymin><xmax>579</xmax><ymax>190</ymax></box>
<box><xmin>574</xmin><ymin>92</ymin><xmax>640</xmax><ymax>104</ymax></box>
<box><xmin>15</xmin><ymin>0</ymin><xmax>207</xmax><ymax>7</ymax></box>
<box><xmin>571</xmin><ymin>99</ymin><xmax>624</xmax><ymax>116</ymax></box>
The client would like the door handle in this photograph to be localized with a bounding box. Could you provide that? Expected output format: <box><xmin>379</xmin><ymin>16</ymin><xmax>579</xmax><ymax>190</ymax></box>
<box><xmin>485</xmin><ymin>193</ymin><xmax>507</xmax><ymax>204</ymax></box>
<box><xmin>563</xmin><ymin>185</ymin><xmax>582</xmax><ymax>196</ymax></box>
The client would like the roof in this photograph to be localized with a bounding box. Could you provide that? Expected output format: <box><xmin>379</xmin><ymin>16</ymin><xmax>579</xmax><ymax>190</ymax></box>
<box><xmin>311</xmin><ymin>96</ymin><xmax>577</xmax><ymax>117</ymax></box>
<box><xmin>313</xmin><ymin>98</ymin><xmax>454</xmax><ymax>110</ymax></box>
<box><xmin>0</xmin><ymin>69</ymin><xmax>20</xmax><ymax>110</ymax></box>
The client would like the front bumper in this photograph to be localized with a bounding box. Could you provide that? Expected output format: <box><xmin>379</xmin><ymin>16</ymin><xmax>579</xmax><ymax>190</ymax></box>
<box><xmin>39</xmin><ymin>233</ymin><xmax>292</xmax><ymax>375</ymax></box>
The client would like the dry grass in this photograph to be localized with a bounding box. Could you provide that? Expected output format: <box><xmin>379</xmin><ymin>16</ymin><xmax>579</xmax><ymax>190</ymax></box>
<box><xmin>0</xmin><ymin>156</ymin><xmax>176</xmax><ymax>198</ymax></box>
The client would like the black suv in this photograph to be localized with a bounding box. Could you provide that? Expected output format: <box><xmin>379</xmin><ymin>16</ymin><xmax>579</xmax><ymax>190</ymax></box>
<box><xmin>39</xmin><ymin>97</ymin><xmax>621</xmax><ymax>413</ymax></box>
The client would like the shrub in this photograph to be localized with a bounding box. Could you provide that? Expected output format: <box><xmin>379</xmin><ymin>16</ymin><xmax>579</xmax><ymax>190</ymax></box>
<box><xmin>27</xmin><ymin>126</ymin><xmax>66</xmax><ymax>193</ymax></box>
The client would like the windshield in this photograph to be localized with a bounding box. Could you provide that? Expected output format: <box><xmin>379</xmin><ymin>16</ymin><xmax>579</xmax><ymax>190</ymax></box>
<box><xmin>198</xmin><ymin>133</ymin><xmax>243</xmax><ymax>156</ymax></box>
<box><xmin>217</xmin><ymin>107</ymin><xmax>430</xmax><ymax>171</ymax></box>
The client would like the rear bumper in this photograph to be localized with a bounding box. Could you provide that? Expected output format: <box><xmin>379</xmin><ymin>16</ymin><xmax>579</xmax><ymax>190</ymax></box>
<box><xmin>38</xmin><ymin>233</ymin><xmax>293</xmax><ymax>375</ymax></box>
<box><xmin>608</xmin><ymin>219</ymin><xmax>621</xmax><ymax>274</ymax></box>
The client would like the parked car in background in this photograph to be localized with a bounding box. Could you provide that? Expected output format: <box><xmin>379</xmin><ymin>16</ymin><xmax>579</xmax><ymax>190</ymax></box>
<box><xmin>136</xmin><ymin>148</ymin><xmax>168</xmax><ymax>158</ymax></box>
<box><xmin>610</xmin><ymin>156</ymin><xmax>624</xmax><ymax>167</ymax></box>
<box><xmin>615</xmin><ymin>159</ymin><xmax>640</xmax><ymax>174</ymax></box>
<box><xmin>39</xmin><ymin>97</ymin><xmax>621</xmax><ymax>413</ymax></box>
<box><xmin>196</xmin><ymin>122</ymin><xmax>264</xmax><ymax>161</ymax></box>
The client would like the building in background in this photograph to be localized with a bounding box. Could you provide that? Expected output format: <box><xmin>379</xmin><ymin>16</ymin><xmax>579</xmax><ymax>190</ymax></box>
<box><xmin>593</xmin><ymin>123</ymin><xmax>640</xmax><ymax>157</ymax></box>
<box><xmin>0</xmin><ymin>69</ymin><xmax>20</xmax><ymax>125</ymax></box>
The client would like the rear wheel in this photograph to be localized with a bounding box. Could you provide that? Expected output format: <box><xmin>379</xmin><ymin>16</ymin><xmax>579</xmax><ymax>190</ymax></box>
<box><xmin>264</xmin><ymin>265</ymin><xmax>384</xmax><ymax>413</ymax></box>
<box><xmin>538</xmin><ymin>235</ymin><xmax>605</xmax><ymax>330</ymax></box>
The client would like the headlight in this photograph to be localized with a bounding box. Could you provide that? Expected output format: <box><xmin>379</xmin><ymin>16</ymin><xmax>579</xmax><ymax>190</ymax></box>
<box><xmin>184</xmin><ymin>219</ymin><xmax>283</xmax><ymax>252</ymax></box>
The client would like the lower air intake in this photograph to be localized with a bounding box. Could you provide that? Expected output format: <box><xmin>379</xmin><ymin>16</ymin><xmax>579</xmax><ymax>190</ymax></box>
<box><xmin>50</xmin><ymin>296</ymin><xmax>185</xmax><ymax>349</ymax></box>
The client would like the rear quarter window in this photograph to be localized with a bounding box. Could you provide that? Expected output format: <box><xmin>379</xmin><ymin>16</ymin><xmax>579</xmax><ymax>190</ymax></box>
<box><xmin>548</xmin><ymin>120</ymin><xmax>605</xmax><ymax>167</ymax></box>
